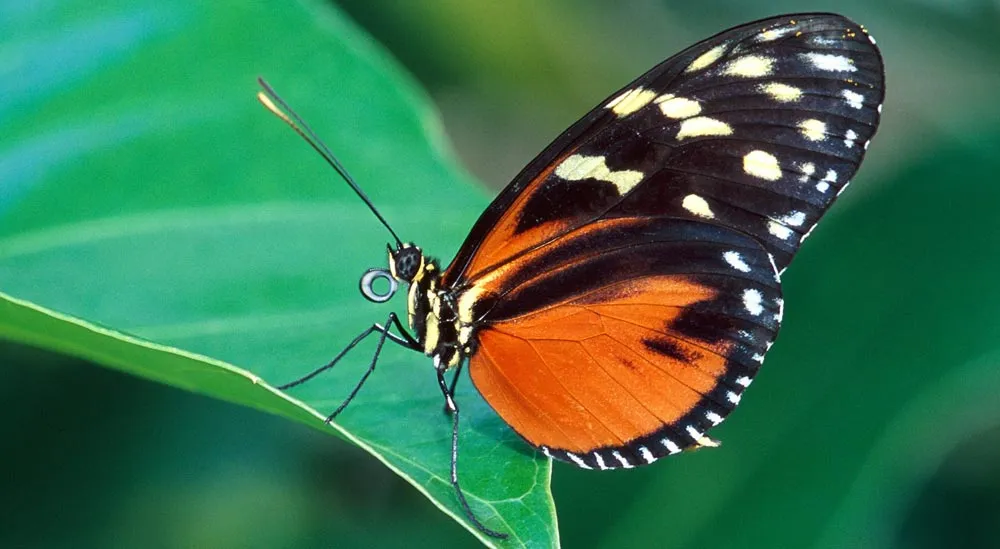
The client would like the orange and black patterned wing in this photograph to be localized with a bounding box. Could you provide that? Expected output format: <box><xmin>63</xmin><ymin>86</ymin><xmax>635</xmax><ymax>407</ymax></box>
<box><xmin>464</xmin><ymin>216</ymin><xmax>781</xmax><ymax>467</ymax></box>
<box><xmin>442</xmin><ymin>14</ymin><xmax>884</xmax><ymax>468</ymax></box>
<box><xmin>442</xmin><ymin>13</ymin><xmax>883</xmax><ymax>289</ymax></box>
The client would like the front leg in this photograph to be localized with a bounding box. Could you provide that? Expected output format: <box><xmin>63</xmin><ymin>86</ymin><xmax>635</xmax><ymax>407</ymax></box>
<box><xmin>277</xmin><ymin>312</ymin><xmax>420</xmax><ymax>423</ymax></box>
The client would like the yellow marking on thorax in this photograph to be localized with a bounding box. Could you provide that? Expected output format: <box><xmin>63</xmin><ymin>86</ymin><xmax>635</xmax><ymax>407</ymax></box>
<box><xmin>423</xmin><ymin>311</ymin><xmax>440</xmax><ymax>354</ymax></box>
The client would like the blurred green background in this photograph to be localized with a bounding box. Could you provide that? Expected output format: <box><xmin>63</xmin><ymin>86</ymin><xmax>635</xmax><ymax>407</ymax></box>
<box><xmin>3</xmin><ymin>1</ymin><xmax>1000</xmax><ymax>547</ymax></box>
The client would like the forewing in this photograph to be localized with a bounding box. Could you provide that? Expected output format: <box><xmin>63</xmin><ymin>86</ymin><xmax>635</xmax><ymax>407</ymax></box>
<box><xmin>464</xmin><ymin>217</ymin><xmax>781</xmax><ymax>468</ymax></box>
<box><xmin>443</xmin><ymin>13</ymin><xmax>884</xmax><ymax>287</ymax></box>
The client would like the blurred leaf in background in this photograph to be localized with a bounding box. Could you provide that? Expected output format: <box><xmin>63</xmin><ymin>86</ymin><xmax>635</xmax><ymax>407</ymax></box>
<box><xmin>3</xmin><ymin>0</ymin><xmax>1000</xmax><ymax>547</ymax></box>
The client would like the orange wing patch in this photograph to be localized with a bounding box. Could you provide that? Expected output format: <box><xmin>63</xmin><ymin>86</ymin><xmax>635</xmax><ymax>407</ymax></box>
<box><xmin>465</xmin><ymin>156</ymin><xmax>572</xmax><ymax>275</ymax></box>
<box><xmin>469</xmin><ymin>276</ymin><xmax>728</xmax><ymax>454</ymax></box>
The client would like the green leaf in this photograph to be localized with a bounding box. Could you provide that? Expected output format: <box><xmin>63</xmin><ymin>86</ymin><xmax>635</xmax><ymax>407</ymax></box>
<box><xmin>0</xmin><ymin>1</ymin><xmax>556</xmax><ymax>546</ymax></box>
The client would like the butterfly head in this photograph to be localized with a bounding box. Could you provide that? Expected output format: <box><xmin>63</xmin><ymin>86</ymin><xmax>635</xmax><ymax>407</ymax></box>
<box><xmin>387</xmin><ymin>243</ymin><xmax>426</xmax><ymax>283</ymax></box>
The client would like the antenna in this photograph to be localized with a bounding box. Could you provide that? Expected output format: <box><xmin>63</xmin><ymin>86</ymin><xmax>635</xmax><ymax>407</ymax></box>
<box><xmin>256</xmin><ymin>78</ymin><xmax>403</xmax><ymax>247</ymax></box>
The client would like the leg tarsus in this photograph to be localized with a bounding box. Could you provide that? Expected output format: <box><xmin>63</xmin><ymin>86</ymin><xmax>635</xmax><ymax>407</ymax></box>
<box><xmin>436</xmin><ymin>370</ymin><xmax>508</xmax><ymax>539</ymax></box>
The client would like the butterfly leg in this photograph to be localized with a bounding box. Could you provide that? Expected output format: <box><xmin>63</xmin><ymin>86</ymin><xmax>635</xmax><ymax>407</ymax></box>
<box><xmin>441</xmin><ymin>360</ymin><xmax>464</xmax><ymax>415</ymax></box>
<box><xmin>436</xmin><ymin>369</ymin><xmax>508</xmax><ymax>539</ymax></box>
<box><xmin>276</xmin><ymin>312</ymin><xmax>420</xmax><ymax>423</ymax></box>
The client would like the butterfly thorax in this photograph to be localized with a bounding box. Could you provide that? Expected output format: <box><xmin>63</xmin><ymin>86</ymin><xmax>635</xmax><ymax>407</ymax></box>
<box><xmin>389</xmin><ymin>243</ymin><xmax>473</xmax><ymax>370</ymax></box>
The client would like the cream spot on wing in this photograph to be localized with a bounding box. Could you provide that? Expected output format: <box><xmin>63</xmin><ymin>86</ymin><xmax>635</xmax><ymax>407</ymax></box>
<box><xmin>844</xmin><ymin>129</ymin><xmax>858</xmax><ymax>148</ymax></box>
<box><xmin>682</xmin><ymin>194</ymin><xmax>714</xmax><ymax>219</ymax></box>
<box><xmin>842</xmin><ymin>89</ymin><xmax>864</xmax><ymax>109</ymax></box>
<box><xmin>655</xmin><ymin>94</ymin><xmax>702</xmax><ymax>118</ymax></box>
<box><xmin>768</xmin><ymin>220</ymin><xmax>794</xmax><ymax>240</ymax></box>
<box><xmin>606</xmin><ymin>87</ymin><xmax>657</xmax><ymax>116</ymax></box>
<box><xmin>801</xmin><ymin>52</ymin><xmax>856</xmax><ymax>72</ymax></box>
<box><xmin>676</xmin><ymin>117</ymin><xmax>733</xmax><ymax>140</ymax></box>
<box><xmin>724</xmin><ymin>55</ymin><xmax>775</xmax><ymax>77</ymax></box>
<box><xmin>743</xmin><ymin>150</ymin><xmax>782</xmax><ymax>181</ymax></box>
<box><xmin>742</xmin><ymin>289</ymin><xmax>764</xmax><ymax>316</ymax></box>
<box><xmin>555</xmin><ymin>154</ymin><xmax>644</xmax><ymax>193</ymax></box>
<box><xmin>758</xmin><ymin>27</ymin><xmax>792</xmax><ymax>42</ymax></box>
<box><xmin>798</xmin><ymin>162</ymin><xmax>816</xmax><ymax>182</ymax></box>
<box><xmin>723</xmin><ymin>251</ymin><xmax>751</xmax><ymax>273</ymax></box>
<box><xmin>761</xmin><ymin>82</ymin><xmax>803</xmax><ymax>103</ymax></box>
<box><xmin>799</xmin><ymin>119</ymin><xmax>827</xmax><ymax>141</ymax></box>
<box><xmin>686</xmin><ymin>43</ymin><xmax>727</xmax><ymax>72</ymax></box>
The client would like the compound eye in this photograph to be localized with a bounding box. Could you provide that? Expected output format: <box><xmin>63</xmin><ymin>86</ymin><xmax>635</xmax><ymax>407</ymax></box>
<box><xmin>359</xmin><ymin>268</ymin><xmax>398</xmax><ymax>303</ymax></box>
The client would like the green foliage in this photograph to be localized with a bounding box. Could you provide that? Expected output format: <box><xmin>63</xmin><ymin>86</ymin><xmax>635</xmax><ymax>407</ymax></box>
<box><xmin>4</xmin><ymin>1</ymin><xmax>1000</xmax><ymax>548</ymax></box>
<box><xmin>0</xmin><ymin>0</ymin><xmax>554</xmax><ymax>546</ymax></box>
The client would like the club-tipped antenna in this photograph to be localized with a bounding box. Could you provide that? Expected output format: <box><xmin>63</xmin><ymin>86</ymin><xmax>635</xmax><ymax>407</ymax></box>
<box><xmin>256</xmin><ymin>77</ymin><xmax>403</xmax><ymax>247</ymax></box>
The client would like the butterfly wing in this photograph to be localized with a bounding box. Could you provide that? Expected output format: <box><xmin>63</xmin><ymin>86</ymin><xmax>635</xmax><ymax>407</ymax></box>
<box><xmin>444</xmin><ymin>13</ymin><xmax>884</xmax><ymax>467</ymax></box>
<box><xmin>466</xmin><ymin>216</ymin><xmax>780</xmax><ymax>467</ymax></box>
<box><xmin>443</xmin><ymin>12</ymin><xmax>883</xmax><ymax>289</ymax></box>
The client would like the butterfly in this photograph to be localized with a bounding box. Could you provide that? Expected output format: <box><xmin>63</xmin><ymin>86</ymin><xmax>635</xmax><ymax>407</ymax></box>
<box><xmin>258</xmin><ymin>12</ymin><xmax>884</xmax><ymax>540</ymax></box>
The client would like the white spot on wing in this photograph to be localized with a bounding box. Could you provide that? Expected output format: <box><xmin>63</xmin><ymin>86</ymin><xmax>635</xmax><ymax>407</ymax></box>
<box><xmin>799</xmin><ymin>119</ymin><xmax>827</xmax><ymax>141</ymax></box>
<box><xmin>593</xmin><ymin>452</ymin><xmax>608</xmax><ymax>470</ymax></box>
<box><xmin>778</xmin><ymin>211</ymin><xmax>806</xmax><ymax>227</ymax></box>
<box><xmin>555</xmin><ymin>154</ymin><xmax>644</xmax><ymax>194</ymax></box>
<box><xmin>842</xmin><ymin>89</ymin><xmax>864</xmax><ymax>109</ymax></box>
<box><xmin>686</xmin><ymin>43</ymin><xmax>727</xmax><ymax>72</ymax></box>
<box><xmin>727</xmin><ymin>391</ymin><xmax>743</xmax><ymax>404</ymax></box>
<box><xmin>606</xmin><ymin>87</ymin><xmax>657</xmax><ymax>116</ymax></box>
<box><xmin>752</xmin><ymin>353</ymin><xmax>764</xmax><ymax>364</ymax></box>
<box><xmin>661</xmin><ymin>438</ymin><xmax>682</xmax><ymax>454</ymax></box>
<box><xmin>768</xmin><ymin>220</ymin><xmax>794</xmax><ymax>240</ymax></box>
<box><xmin>655</xmin><ymin>94</ymin><xmax>702</xmax><ymax>118</ymax></box>
<box><xmin>685</xmin><ymin>425</ymin><xmax>704</xmax><ymax>441</ymax></box>
<box><xmin>743</xmin><ymin>150</ymin><xmax>782</xmax><ymax>181</ymax></box>
<box><xmin>723</xmin><ymin>251</ymin><xmax>751</xmax><ymax>273</ymax></box>
<box><xmin>706</xmin><ymin>411</ymin><xmax>724</xmax><ymax>425</ymax></box>
<box><xmin>817</xmin><ymin>169</ymin><xmax>838</xmax><ymax>193</ymax></box>
<box><xmin>775</xmin><ymin>297</ymin><xmax>785</xmax><ymax>322</ymax></box>
<box><xmin>724</xmin><ymin>55</ymin><xmax>775</xmax><ymax>77</ymax></box>
<box><xmin>612</xmin><ymin>450</ymin><xmax>633</xmax><ymax>469</ymax></box>
<box><xmin>801</xmin><ymin>52</ymin><xmax>857</xmax><ymax>72</ymax></box>
<box><xmin>742</xmin><ymin>288</ymin><xmax>764</xmax><ymax>316</ymax></box>
<box><xmin>844</xmin><ymin>129</ymin><xmax>858</xmax><ymax>148</ymax></box>
<box><xmin>682</xmin><ymin>194</ymin><xmax>715</xmax><ymax>219</ymax></box>
<box><xmin>761</xmin><ymin>82</ymin><xmax>803</xmax><ymax>103</ymax></box>
<box><xmin>565</xmin><ymin>452</ymin><xmax>592</xmax><ymax>469</ymax></box>
<box><xmin>798</xmin><ymin>162</ymin><xmax>816</xmax><ymax>183</ymax></box>
<box><xmin>638</xmin><ymin>446</ymin><xmax>656</xmax><ymax>464</ymax></box>
<box><xmin>736</xmin><ymin>376</ymin><xmax>752</xmax><ymax>387</ymax></box>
